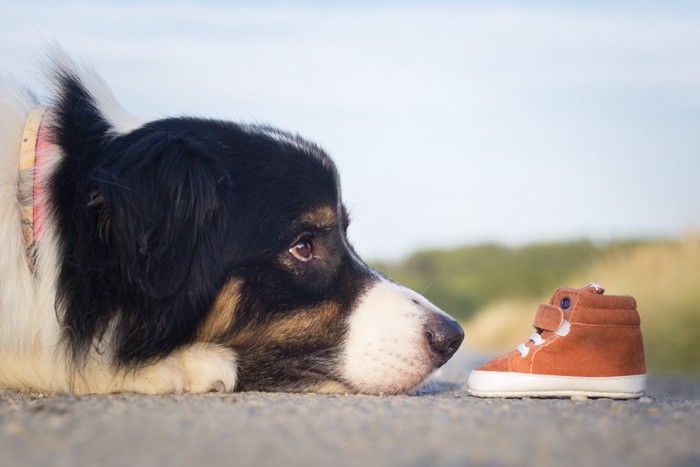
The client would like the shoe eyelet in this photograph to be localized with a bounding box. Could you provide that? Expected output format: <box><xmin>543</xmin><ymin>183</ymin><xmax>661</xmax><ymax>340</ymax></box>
<box><xmin>560</xmin><ymin>297</ymin><xmax>571</xmax><ymax>309</ymax></box>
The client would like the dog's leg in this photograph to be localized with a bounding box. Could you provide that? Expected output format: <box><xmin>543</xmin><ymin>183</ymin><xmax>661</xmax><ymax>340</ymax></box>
<box><xmin>73</xmin><ymin>343</ymin><xmax>238</xmax><ymax>394</ymax></box>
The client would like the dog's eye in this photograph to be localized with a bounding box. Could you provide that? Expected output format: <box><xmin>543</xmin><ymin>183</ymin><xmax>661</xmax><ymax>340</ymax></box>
<box><xmin>289</xmin><ymin>240</ymin><xmax>314</xmax><ymax>262</ymax></box>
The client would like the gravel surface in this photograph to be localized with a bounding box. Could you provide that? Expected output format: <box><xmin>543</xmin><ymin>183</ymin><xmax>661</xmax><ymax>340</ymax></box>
<box><xmin>1</xmin><ymin>350</ymin><xmax>698</xmax><ymax>467</ymax></box>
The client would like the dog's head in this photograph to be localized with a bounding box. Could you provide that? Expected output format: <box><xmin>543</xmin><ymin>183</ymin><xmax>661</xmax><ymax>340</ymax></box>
<box><xmin>51</xmin><ymin>66</ymin><xmax>463</xmax><ymax>394</ymax></box>
<box><xmin>194</xmin><ymin>123</ymin><xmax>464</xmax><ymax>394</ymax></box>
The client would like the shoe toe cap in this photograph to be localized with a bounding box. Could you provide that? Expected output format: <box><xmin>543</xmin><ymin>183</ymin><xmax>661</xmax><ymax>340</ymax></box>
<box><xmin>474</xmin><ymin>353</ymin><xmax>510</xmax><ymax>372</ymax></box>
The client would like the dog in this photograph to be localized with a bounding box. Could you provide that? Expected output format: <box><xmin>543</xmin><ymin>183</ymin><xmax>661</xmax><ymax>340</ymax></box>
<box><xmin>0</xmin><ymin>51</ymin><xmax>463</xmax><ymax>395</ymax></box>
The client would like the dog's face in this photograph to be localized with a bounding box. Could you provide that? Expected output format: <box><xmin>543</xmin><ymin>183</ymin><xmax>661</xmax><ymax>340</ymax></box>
<box><xmin>52</xmin><ymin>78</ymin><xmax>463</xmax><ymax>394</ymax></box>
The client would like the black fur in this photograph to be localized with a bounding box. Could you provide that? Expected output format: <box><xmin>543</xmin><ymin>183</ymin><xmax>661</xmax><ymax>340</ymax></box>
<box><xmin>49</xmin><ymin>67</ymin><xmax>377</xmax><ymax>389</ymax></box>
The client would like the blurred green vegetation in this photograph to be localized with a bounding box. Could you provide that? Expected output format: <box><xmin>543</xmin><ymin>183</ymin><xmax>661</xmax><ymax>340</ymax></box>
<box><xmin>373</xmin><ymin>239</ymin><xmax>646</xmax><ymax>322</ymax></box>
<box><xmin>372</xmin><ymin>237</ymin><xmax>700</xmax><ymax>374</ymax></box>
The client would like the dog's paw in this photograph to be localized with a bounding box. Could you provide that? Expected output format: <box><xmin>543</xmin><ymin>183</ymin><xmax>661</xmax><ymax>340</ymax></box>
<box><xmin>175</xmin><ymin>342</ymin><xmax>238</xmax><ymax>393</ymax></box>
<box><xmin>114</xmin><ymin>343</ymin><xmax>237</xmax><ymax>394</ymax></box>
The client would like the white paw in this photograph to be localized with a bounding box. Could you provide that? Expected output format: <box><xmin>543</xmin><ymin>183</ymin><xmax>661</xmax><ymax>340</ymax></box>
<box><xmin>116</xmin><ymin>343</ymin><xmax>237</xmax><ymax>394</ymax></box>
<box><xmin>176</xmin><ymin>343</ymin><xmax>238</xmax><ymax>393</ymax></box>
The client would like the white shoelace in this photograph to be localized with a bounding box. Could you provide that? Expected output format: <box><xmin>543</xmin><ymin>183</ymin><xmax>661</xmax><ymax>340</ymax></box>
<box><xmin>516</xmin><ymin>319</ymin><xmax>571</xmax><ymax>357</ymax></box>
<box><xmin>517</xmin><ymin>333</ymin><xmax>544</xmax><ymax>357</ymax></box>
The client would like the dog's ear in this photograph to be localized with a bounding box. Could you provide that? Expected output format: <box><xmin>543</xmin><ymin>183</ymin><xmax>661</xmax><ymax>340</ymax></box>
<box><xmin>94</xmin><ymin>130</ymin><xmax>232</xmax><ymax>300</ymax></box>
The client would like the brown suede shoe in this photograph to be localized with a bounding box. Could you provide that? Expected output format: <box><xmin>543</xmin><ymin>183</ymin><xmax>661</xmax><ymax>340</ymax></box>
<box><xmin>468</xmin><ymin>283</ymin><xmax>646</xmax><ymax>398</ymax></box>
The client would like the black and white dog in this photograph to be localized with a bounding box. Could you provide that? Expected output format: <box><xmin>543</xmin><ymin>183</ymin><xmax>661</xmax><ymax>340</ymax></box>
<box><xmin>0</xmin><ymin>51</ymin><xmax>463</xmax><ymax>394</ymax></box>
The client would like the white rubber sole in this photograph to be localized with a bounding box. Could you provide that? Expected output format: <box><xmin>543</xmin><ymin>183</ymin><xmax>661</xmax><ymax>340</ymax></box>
<box><xmin>468</xmin><ymin>371</ymin><xmax>646</xmax><ymax>399</ymax></box>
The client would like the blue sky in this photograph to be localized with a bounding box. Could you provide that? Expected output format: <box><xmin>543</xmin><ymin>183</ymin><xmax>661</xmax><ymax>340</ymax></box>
<box><xmin>2</xmin><ymin>1</ymin><xmax>699</xmax><ymax>260</ymax></box>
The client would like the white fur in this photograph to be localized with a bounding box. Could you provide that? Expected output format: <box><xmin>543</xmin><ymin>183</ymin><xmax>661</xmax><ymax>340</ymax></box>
<box><xmin>340</xmin><ymin>278</ymin><xmax>451</xmax><ymax>394</ymax></box>
<box><xmin>0</xmin><ymin>60</ymin><xmax>237</xmax><ymax>394</ymax></box>
<box><xmin>0</xmin><ymin>79</ymin><xmax>65</xmax><ymax>391</ymax></box>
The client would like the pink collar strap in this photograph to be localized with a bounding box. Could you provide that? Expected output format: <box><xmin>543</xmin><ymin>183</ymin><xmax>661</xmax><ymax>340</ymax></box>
<box><xmin>19</xmin><ymin>106</ymin><xmax>51</xmax><ymax>270</ymax></box>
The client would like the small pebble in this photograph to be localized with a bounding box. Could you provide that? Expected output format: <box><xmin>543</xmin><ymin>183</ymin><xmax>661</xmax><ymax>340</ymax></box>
<box><xmin>638</xmin><ymin>397</ymin><xmax>653</xmax><ymax>404</ymax></box>
<box><xmin>571</xmin><ymin>395</ymin><xmax>588</xmax><ymax>401</ymax></box>
<box><xmin>500</xmin><ymin>404</ymin><xmax>510</xmax><ymax>411</ymax></box>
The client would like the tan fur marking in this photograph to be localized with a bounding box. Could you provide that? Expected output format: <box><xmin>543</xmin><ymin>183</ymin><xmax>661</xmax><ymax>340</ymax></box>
<box><xmin>224</xmin><ymin>300</ymin><xmax>343</xmax><ymax>350</ymax></box>
<box><xmin>300</xmin><ymin>205</ymin><xmax>336</xmax><ymax>227</ymax></box>
<box><xmin>198</xmin><ymin>279</ymin><xmax>242</xmax><ymax>341</ymax></box>
<box><xmin>262</xmin><ymin>302</ymin><xmax>341</xmax><ymax>343</ymax></box>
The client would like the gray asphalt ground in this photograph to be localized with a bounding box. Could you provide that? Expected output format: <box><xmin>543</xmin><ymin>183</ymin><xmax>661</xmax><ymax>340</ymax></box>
<box><xmin>1</xmin><ymin>350</ymin><xmax>698</xmax><ymax>467</ymax></box>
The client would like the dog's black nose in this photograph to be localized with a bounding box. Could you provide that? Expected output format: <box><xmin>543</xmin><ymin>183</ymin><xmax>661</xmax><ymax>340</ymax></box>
<box><xmin>427</xmin><ymin>315</ymin><xmax>465</xmax><ymax>366</ymax></box>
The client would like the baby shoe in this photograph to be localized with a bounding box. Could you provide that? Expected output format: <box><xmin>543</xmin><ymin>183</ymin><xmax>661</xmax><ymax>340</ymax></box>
<box><xmin>468</xmin><ymin>283</ymin><xmax>646</xmax><ymax>398</ymax></box>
